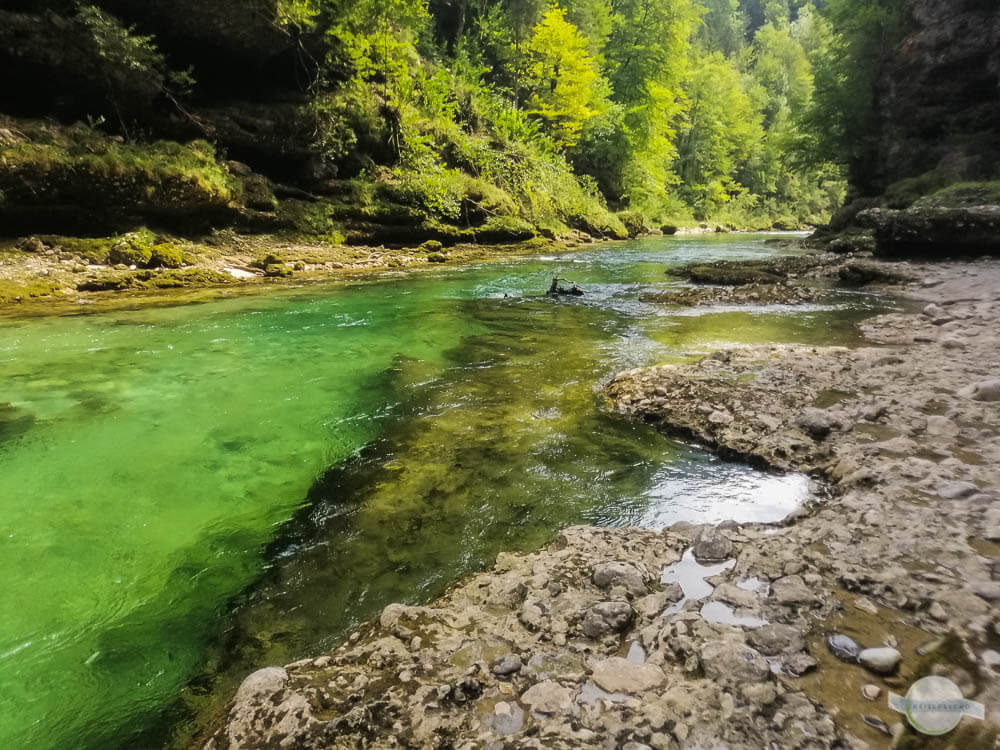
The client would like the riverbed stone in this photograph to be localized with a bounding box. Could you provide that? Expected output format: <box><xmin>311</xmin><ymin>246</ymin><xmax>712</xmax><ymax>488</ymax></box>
<box><xmin>770</xmin><ymin>575</ymin><xmax>817</xmax><ymax>606</ymax></box>
<box><xmin>591</xmin><ymin>656</ymin><xmax>667</xmax><ymax>694</ymax></box>
<box><xmin>747</xmin><ymin>624</ymin><xmax>806</xmax><ymax>656</ymax></box>
<box><xmin>858</xmin><ymin>647</ymin><xmax>902</xmax><ymax>675</ymax></box>
<box><xmin>520</xmin><ymin>680</ymin><xmax>576</xmax><ymax>714</ymax></box>
<box><xmin>692</xmin><ymin>527</ymin><xmax>732</xmax><ymax>562</ymax></box>
<box><xmin>210</xmin><ymin>256</ymin><xmax>1000</xmax><ymax>750</ymax></box>
<box><xmin>492</xmin><ymin>653</ymin><xmax>523</xmax><ymax>676</ymax></box>
<box><xmin>926</xmin><ymin>415</ymin><xmax>959</xmax><ymax>436</ymax></box>
<box><xmin>582</xmin><ymin>601</ymin><xmax>634</xmax><ymax>637</ymax></box>
<box><xmin>699</xmin><ymin>640</ymin><xmax>770</xmax><ymax>684</ymax></box>
<box><xmin>797</xmin><ymin>408</ymin><xmax>834</xmax><ymax>439</ymax></box>
<box><xmin>592</xmin><ymin>561</ymin><xmax>648</xmax><ymax>595</ymax></box>
<box><xmin>961</xmin><ymin>379</ymin><xmax>1000</xmax><ymax>401</ymax></box>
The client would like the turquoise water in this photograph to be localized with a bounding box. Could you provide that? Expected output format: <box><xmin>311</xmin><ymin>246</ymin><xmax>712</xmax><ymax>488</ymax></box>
<box><xmin>0</xmin><ymin>235</ymin><xmax>892</xmax><ymax>748</ymax></box>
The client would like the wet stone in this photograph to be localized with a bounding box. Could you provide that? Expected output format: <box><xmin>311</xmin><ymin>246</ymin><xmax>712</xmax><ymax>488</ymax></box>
<box><xmin>826</xmin><ymin>633</ymin><xmax>863</xmax><ymax>662</ymax></box>
<box><xmin>858</xmin><ymin>647</ymin><xmax>902</xmax><ymax>675</ymax></box>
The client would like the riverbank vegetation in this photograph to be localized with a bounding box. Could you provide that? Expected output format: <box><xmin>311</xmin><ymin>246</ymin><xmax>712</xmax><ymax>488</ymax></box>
<box><xmin>1</xmin><ymin>0</ymin><xmax>915</xmax><ymax>251</ymax></box>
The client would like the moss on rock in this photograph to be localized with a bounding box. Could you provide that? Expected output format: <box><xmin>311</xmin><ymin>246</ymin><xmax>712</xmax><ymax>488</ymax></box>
<box><xmin>0</xmin><ymin>120</ymin><xmax>239</xmax><ymax>233</ymax></box>
<box><xmin>0</xmin><ymin>279</ymin><xmax>64</xmax><ymax>303</ymax></box>
<box><xmin>77</xmin><ymin>268</ymin><xmax>233</xmax><ymax>291</ymax></box>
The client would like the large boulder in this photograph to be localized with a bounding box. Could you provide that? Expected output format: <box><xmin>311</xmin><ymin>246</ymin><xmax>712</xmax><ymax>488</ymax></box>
<box><xmin>858</xmin><ymin>205</ymin><xmax>1000</xmax><ymax>258</ymax></box>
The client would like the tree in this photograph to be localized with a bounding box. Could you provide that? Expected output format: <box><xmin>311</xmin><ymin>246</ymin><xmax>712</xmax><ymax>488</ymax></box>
<box><xmin>674</xmin><ymin>52</ymin><xmax>762</xmax><ymax>214</ymax></box>
<box><xmin>522</xmin><ymin>6</ymin><xmax>609</xmax><ymax>148</ymax></box>
<box><xmin>795</xmin><ymin>0</ymin><xmax>908</xmax><ymax>193</ymax></box>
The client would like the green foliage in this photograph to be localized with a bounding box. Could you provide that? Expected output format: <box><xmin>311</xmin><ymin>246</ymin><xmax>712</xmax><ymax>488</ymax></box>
<box><xmin>521</xmin><ymin>6</ymin><xmax>608</xmax><ymax>148</ymax></box>
<box><xmin>675</xmin><ymin>53</ymin><xmax>762</xmax><ymax>216</ymax></box>
<box><xmin>795</xmin><ymin>0</ymin><xmax>908</xmax><ymax>192</ymax></box>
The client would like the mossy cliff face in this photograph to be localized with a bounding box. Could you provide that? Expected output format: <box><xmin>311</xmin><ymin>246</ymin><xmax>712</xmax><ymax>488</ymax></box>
<box><xmin>0</xmin><ymin>122</ymin><xmax>237</xmax><ymax>234</ymax></box>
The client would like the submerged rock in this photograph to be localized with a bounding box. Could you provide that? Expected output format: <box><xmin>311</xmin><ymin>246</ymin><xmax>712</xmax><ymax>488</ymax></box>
<box><xmin>858</xmin><ymin>647</ymin><xmax>902</xmax><ymax>675</ymax></box>
<box><xmin>826</xmin><ymin>633</ymin><xmax>862</xmax><ymax>662</ymax></box>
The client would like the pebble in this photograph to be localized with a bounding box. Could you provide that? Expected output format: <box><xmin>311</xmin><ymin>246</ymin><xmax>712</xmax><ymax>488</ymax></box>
<box><xmin>858</xmin><ymin>647</ymin><xmax>902</xmax><ymax>675</ymax></box>
<box><xmin>861</xmin><ymin>684</ymin><xmax>881</xmax><ymax>701</ymax></box>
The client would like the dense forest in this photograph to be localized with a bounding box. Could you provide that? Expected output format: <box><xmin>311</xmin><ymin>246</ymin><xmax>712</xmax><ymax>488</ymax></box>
<box><xmin>0</xmin><ymin>0</ymin><xmax>922</xmax><ymax>245</ymax></box>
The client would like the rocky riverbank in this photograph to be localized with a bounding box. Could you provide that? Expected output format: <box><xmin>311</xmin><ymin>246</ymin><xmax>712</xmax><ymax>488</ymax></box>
<box><xmin>204</xmin><ymin>254</ymin><xmax>1000</xmax><ymax>749</ymax></box>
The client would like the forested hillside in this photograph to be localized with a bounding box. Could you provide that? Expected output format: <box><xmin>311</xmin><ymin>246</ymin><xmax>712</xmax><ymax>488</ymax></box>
<box><xmin>2</xmin><ymin>0</ymin><xmax>996</xmax><ymax>255</ymax></box>
<box><xmin>1</xmin><ymin>0</ymin><xmax>884</xmax><ymax>245</ymax></box>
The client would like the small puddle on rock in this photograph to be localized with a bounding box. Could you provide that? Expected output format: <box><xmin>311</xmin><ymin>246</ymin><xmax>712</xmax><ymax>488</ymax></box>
<box><xmin>661</xmin><ymin>549</ymin><xmax>736</xmax><ymax>615</ymax></box>
<box><xmin>626</xmin><ymin>641</ymin><xmax>647</xmax><ymax>663</ymax></box>
<box><xmin>699</xmin><ymin>600</ymin><xmax>768</xmax><ymax>628</ymax></box>
<box><xmin>736</xmin><ymin>576</ymin><xmax>770</xmax><ymax>594</ymax></box>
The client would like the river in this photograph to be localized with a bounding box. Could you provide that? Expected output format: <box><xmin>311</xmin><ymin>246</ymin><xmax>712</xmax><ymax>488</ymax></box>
<box><xmin>0</xmin><ymin>234</ymin><xmax>894</xmax><ymax>748</ymax></box>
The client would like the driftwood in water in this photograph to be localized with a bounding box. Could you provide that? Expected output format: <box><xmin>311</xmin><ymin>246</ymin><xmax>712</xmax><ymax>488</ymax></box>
<box><xmin>547</xmin><ymin>277</ymin><xmax>585</xmax><ymax>296</ymax></box>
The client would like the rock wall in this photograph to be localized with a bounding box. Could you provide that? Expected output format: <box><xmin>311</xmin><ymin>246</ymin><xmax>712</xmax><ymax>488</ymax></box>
<box><xmin>872</xmin><ymin>0</ymin><xmax>1000</xmax><ymax>190</ymax></box>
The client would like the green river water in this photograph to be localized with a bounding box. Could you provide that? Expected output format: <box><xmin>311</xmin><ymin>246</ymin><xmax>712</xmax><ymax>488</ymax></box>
<box><xmin>0</xmin><ymin>235</ymin><xmax>894</xmax><ymax>748</ymax></box>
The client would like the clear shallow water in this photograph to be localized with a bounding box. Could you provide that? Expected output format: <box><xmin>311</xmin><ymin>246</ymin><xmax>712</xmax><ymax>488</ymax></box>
<box><xmin>0</xmin><ymin>234</ymin><xmax>893</xmax><ymax>749</ymax></box>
